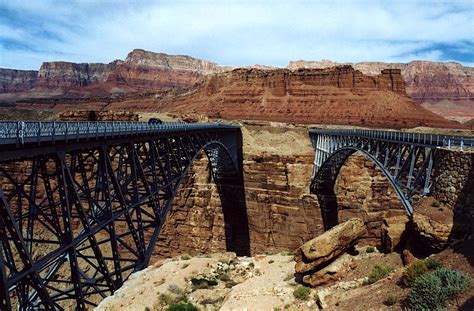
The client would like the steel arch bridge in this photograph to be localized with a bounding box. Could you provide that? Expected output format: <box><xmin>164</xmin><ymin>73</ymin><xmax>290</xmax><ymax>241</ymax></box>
<box><xmin>309</xmin><ymin>128</ymin><xmax>473</xmax><ymax>230</ymax></box>
<box><xmin>0</xmin><ymin>121</ymin><xmax>248</xmax><ymax>310</ymax></box>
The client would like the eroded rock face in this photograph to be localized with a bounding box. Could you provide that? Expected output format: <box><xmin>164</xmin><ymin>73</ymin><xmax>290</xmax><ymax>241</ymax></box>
<box><xmin>0</xmin><ymin>68</ymin><xmax>38</xmax><ymax>93</ymax></box>
<box><xmin>287</xmin><ymin>60</ymin><xmax>474</xmax><ymax>121</ymax></box>
<box><xmin>287</xmin><ymin>60</ymin><xmax>474</xmax><ymax>101</ymax></box>
<box><xmin>412</xmin><ymin>212</ymin><xmax>453</xmax><ymax>251</ymax></box>
<box><xmin>294</xmin><ymin>218</ymin><xmax>366</xmax><ymax>274</ymax></box>
<box><xmin>156</xmin><ymin>66</ymin><xmax>458</xmax><ymax>129</ymax></box>
<box><xmin>381</xmin><ymin>215</ymin><xmax>410</xmax><ymax>253</ymax></box>
<box><xmin>36</xmin><ymin>62</ymin><xmax>112</xmax><ymax>89</ymax></box>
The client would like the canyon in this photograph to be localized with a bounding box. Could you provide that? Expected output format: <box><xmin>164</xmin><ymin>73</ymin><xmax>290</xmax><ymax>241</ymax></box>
<box><xmin>0</xmin><ymin>49</ymin><xmax>472</xmax><ymax>123</ymax></box>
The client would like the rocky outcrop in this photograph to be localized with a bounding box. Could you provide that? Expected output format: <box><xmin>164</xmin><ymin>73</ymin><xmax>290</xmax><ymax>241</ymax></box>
<box><xmin>294</xmin><ymin>218</ymin><xmax>366</xmax><ymax>274</ymax></box>
<box><xmin>288</xmin><ymin>60</ymin><xmax>474</xmax><ymax>120</ymax></box>
<box><xmin>155</xmin><ymin>66</ymin><xmax>459</xmax><ymax>129</ymax></box>
<box><xmin>0</xmin><ymin>68</ymin><xmax>38</xmax><ymax>93</ymax></box>
<box><xmin>287</xmin><ymin>60</ymin><xmax>474</xmax><ymax>101</ymax></box>
<box><xmin>124</xmin><ymin>49</ymin><xmax>227</xmax><ymax>74</ymax></box>
<box><xmin>36</xmin><ymin>62</ymin><xmax>112</xmax><ymax>89</ymax></box>
<box><xmin>412</xmin><ymin>212</ymin><xmax>453</xmax><ymax>251</ymax></box>
<box><xmin>381</xmin><ymin>215</ymin><xmax>410</xmax><ymax>253</ymax></box>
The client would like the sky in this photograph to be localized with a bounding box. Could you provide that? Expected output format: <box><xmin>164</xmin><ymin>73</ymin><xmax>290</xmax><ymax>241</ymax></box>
<box><xmin>0</xmin><ymin>0</ymin><xmax>473</xmax><ymax>70</ymax></box>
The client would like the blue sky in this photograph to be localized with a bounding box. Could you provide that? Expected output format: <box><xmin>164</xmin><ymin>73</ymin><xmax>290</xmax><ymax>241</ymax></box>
<box><xmin>0</xmin><ymin>0</ymin><xmax>473</xmax><ymax>70</ymax></box>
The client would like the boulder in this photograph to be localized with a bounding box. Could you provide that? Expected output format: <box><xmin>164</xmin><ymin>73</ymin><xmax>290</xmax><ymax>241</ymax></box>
<box><xmin>294</xmin><ymin>218</ymin><xmax>366</xmax><ymax>274</ymax></box>
<box><xmin>380</xmin><ymin>215</ymin><xmax>410</xmax><ymax>253</ymax></box>
<box><xmin>301</xmin><ymin>253</ymin><xmax>354</xmax><ymax>287</ymax></box>
<box><xmin>412</xmin><ymin>212</ymin><xmax>453</xmax><ymax>251</ymax></box>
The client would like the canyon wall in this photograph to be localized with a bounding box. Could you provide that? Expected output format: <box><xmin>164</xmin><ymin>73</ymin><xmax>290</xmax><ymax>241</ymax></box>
<box><xmin>152</xmin><ymin>123</ymin><xmax>408</xmax><ymax>259</ymax></box>
<box><xmin>152</xmin><ymin>66</ymin><xmax>457</xmax><ymax>129</ymax></box>
<box><xmin>287</xmin><ymin>60</ymin><xmax>474</xmax><ymax>101</ymax></box>
<box><xmin>0</xmin><ymin>68</ymin><xmax>38</xmax><ymax>93</ymax></box>
<box><xmin>287</xmin><ymin>60</ymin><xmax>474</xmax><ymax>121</ymax></box>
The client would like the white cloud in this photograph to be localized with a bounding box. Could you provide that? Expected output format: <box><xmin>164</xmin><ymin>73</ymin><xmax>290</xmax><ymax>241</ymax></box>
<box><xmin>0</xmin><ymin>0</ymin><xmax>472</xmax><ymax>69</ymax></box>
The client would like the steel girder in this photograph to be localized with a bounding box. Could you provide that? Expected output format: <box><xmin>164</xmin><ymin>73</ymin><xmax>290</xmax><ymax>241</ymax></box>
<box><xmin>0</xmin><ymin>127</ymin><xmax>246</xmax><ymax>310</ymax></box>
<box><xmin>309</xmin><ymin>130</ymin><xmax>447</xmax><ymax>229</ymax></box>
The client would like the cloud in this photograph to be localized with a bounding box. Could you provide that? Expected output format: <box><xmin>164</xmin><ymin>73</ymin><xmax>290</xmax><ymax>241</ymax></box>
<box><xmin>0</xmin><ymin>0</ymin><xmax>473</xmax><ymax>69</ymax></box>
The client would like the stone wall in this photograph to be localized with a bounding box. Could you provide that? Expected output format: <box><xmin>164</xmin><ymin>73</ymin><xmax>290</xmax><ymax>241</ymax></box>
<box><xmin>432</xmin><ymin>148</ymin><xmax>474</xmax><ymax>235</ymax></box>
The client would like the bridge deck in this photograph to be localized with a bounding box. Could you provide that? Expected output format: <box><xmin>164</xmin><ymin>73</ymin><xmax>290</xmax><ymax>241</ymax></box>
<box><xmin>309</xmin><ymin>128</ymin><xmax>474</xmax><ymax>149</ymax></box>
<box><xmin>0</xmin><ymin>121</ymin><xmax>239</xmax><ymax>146</ymax></box>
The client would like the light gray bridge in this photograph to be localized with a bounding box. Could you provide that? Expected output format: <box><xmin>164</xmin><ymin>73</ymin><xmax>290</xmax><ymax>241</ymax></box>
<box><xmin>309</xmin><ymin>128</ymin><xmax>473</xmax><ymax>229</ymax></box>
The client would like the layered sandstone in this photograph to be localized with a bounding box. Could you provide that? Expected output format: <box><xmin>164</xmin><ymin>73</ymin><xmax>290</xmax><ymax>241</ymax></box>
<box><xmin>153</xmin><ymin>66</ymin><xmax>458</xmax><ymax>129</ymax></box>
<box><xmin>36</xmin><ymin>62</ymin><xmax>112</xmax><ymax>89</ymax></box>
<box><xmin>288</xmin><ymin>60</ymin><xmax>474</xmax><ymax>120</ymax></box>
<box><xmin>287</xmin><ymin>60</ymin><xmax>474</xmax><ymax>101</ymax></box>
<box><xmin>0</xmin><ymin>68</ymin><xmax>38</xmax><ymax>93</ymax></box>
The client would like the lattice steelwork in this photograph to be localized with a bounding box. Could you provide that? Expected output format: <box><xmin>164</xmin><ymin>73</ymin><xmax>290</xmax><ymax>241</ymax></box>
<box><xmin>0</xmin><ymin>121</ymin><xmax>245</xmax><ymax>310</ymax></box>
<box><xmin>309</xmin><ymin>128</ymin><xmax>473</xmax><ymax>229</ymax></box>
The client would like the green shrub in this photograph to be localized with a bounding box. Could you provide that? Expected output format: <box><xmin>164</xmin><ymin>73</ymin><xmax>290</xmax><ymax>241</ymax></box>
<box><xmin>167</xmin><ymin>302</ymin><xmax>199</xmax><ymax>311</ymax></box>
<box><xmin>403</xmin><ymin>260</ymin><xmax>429</xmax><ymax>286</ymax></box>
<box><xmin>364</xmin><ymin>264</ymin><xmax>395</xmax><ymax>285</ymax></box>
<box><xmin>384</xmin><ymin>294</ymin><xmax>397</xmax><ymax>306</ymax></box>
<box><xmin>431</xmin><ymin>200</ymin><xmax>441</xmax><ymax>207</ymax></box>
<box><xmin>407</xmin><ymin>268</ymin><xmax>471</xmax><ymax>310</ymax></box>
<box><xmin>293</xmin><ymin>286</ymin><xmax>311</xmax><ymax>300</ymax></box>
<box><xmin>424</xmin><ymin>257</ymin><xmax>442</xmax><ymax>270</ymax></box>
<box><xmin>366</xmin><ymin>246</ymin><xmax>375</xmax><ymax>253</ymax></box>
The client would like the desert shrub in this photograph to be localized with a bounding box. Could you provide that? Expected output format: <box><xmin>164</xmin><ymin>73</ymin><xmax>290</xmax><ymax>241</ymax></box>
<box><xmin>268</xmin><ymin>260</ymin><xmax>275</xmax><ymax>264</ymax></box>
<box><xmin>366</xmin><ymin>246</ymin><xmax>375</xmax><ymax>253</ymax></box>
<box><xmin>384</xmin><ymin>294</ymin><xmax>397</xmax><ymax>306</ymax></box>
<box><xmin>424</xmin><ymin>257</ymin><xmax>442</xmax><ymax>270</ymax></box>
<box><xmin>181</xmin><ymin>263</ymin><xmax>189</xmax><ymax>269</ymax></box>
<box><xmin>180</xmin><ymin>255</ymin><xmax>191</xmax><ymax>260</ymax></box>
<box><xmin>364</xmin><ymin>264</ymin><xmax>395</xmax><ymax>285</ymax></box>
<box><xmin>191</xmin><ymin>277</ymin><xmax>218</xmax><ymax>289</ymax></box>
<box><xmin>403</xmin><ymin>260</ymin><xmax>428</xmax><ymax>286</ymax></box>
<box><xmin>159</xmin><ymin>293</ymin><xmax>175</xmax><ymax>305</ymax></box>
<box><xmin>293</xmin><ymin>286</ymin><xmax>311</xmax><ymax>300</ymax></box>
<box><xmin>407</xmin><ymin>268</ymin><xmax>471</xmax><ymax>310</ymax></box>
<box><xmin>431</xmin><ymin>200</ymin><xmax>441</xmax><ymax>207</ymax></box>
<box><xmin>144</xmin><ymin>307</ymin><xmax>151</xmax><ymax>311</ymax></box>
<box><xmin>167</xmin><ymin>302</ymin><xmax>198</xmax><ymax>311</ymax></box>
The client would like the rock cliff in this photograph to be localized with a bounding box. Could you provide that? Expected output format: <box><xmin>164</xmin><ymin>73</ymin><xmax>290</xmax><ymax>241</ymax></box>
<box><xmin>0</xmin><ymin>68</ymin><xmax>38</xmax><ymax>93</ymax></box>
<box><xmin>288</xmin><ymin>60</ymin><xmax>474</xmax><ymax>120</ymax></box>
<box><xmin>153</xmin><ymin>66</ymin><xmax>458</xmax><ymax>129</ymax></box>
<box><xmin>36</xmin><ymin>62</ymin><xmax>112</xmax><ymax>89</ymax></box>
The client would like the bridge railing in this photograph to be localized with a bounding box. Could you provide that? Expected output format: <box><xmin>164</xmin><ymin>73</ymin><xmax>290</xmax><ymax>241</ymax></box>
<box><xmin>0</xmin><ymin>121</ymin><xmax>239</xmax><ymax>146</ymax></box>
<box><xmin>309</xmin><ymin>128</ymin><xmax>474</xmax><ymax>150</ymax></box>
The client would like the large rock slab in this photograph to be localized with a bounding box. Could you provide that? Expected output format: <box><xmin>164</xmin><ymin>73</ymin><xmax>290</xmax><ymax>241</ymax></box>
<box><xmin>381</xmin><ymin>215</ymin><xmax>410</xmax><ymax>253</ymax></box>
<box><xmin>294</xmin><ymin>218</ymin><xmax>366</xmax><ymax>273</ymax></box>
<box><xmin>412</xmin><ymin>212</ymin><xmax>453</xmax><ymax>251</ymax></box>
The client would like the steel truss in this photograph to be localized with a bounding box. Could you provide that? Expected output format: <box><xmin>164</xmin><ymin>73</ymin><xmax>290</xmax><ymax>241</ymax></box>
<box><xmin>0</xmin><ymin>122</ymin><xmax>246</xmax><ymax>310</ymax></box>
<box><xmin>309</xmin><ymin>128</ymin><xmax>473</xmax><ymax>229</ymax></box>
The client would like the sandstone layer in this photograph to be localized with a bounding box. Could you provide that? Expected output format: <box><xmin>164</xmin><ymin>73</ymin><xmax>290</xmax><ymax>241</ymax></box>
<box><xmin>288</xmin><ymin>60</ymin><xmax>474</xmax><ymax>120</ymax></box>
<box><xmin>150</xmin><ymin>66</ymin><xmax>458</xmax><ymax>129</ymax></box>
<box><xmin>0</xmin><ymin>68</ymin><xmax>38</xmax><ymax>93</ymax></box>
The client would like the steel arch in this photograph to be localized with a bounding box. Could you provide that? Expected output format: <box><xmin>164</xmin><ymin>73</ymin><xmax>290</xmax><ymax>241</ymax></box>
<box><xmin>309</xmin><ymin>128</ymin><xmax>473</xmax><ymax>230</ymax></box>
<box><xmin>0</xmin><ymin>122</ymin><xmax>248</xmax><ymax>310</ymax></box>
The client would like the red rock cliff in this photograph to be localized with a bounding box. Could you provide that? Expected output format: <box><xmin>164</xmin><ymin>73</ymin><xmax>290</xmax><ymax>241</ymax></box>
<box><xmin>155</xmin><ymin>66</ymin><xmax>458</xmax><ymax>129</ymax></box>
<box><xmin>0</xmin><ymin>68</ymin><xmax>38</xmax><ymax>93</ymax></box>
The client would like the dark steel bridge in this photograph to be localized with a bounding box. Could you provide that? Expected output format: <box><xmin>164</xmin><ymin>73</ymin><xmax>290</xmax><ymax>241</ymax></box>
<box><xmin>0</xmin><ymin>121</ymin><xmax>248</xmax><ymax>310</ymax></box>
<box><xmin>309</xmin><ymin>128</ymin><xmax>473</xmax><ymax>229</ymax></box>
